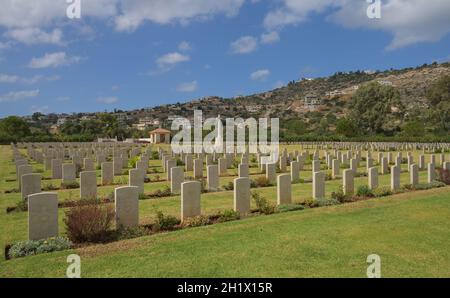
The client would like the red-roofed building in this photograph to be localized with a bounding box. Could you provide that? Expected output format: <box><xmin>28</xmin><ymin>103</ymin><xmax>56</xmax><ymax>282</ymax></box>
<box><xmin>149</xmin><ymin>128</ymin><xmax>171</xmax><ymax>144</ymax></box>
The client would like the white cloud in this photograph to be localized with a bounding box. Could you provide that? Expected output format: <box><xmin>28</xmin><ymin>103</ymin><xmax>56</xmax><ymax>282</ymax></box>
<box><xmin>156</xmin><ymin>52</ymin><xmax>190</xmax><ymax>71</ymax></box>
<box><xmin>178</xmin><ymin>41</ymin><xmax>192</xmax><ymax>51</ymax></box>
<box><xmin>0</xmin><ymin>74</ymin><xmax>19</xmax><ymax>83</ymax></box>
<box><xmin>176</xmin><ymin>80</ymin><xmax>198</xmax><ymax>92</ymax></box>
<box><xmin>260</xmin><ymin>31</ymin><xmax>280</xmax><ymax>44</ymax></box>
<box><xmin>114</xmin><ymin>0</ymin><xmax>245</xmax><ymax>31</ymax></box>
<box><xmin>230</xmin><ymin>36</ymin><xmax>258</xmax><ymax>54</ymax></box>
<box><xmin>97</xmin><ymin>96</ymin><xmax>118</xmax><ymax>104</ymax></box>
<box><xmin>0</xmin><ymin>73</ymin><xmax>61</xmax><ymax>84</ymax></box>
<box><xmin>0</xmin><ymin>89</ymin><xmax>40</xmax><ymax>103</ymax></box>
<box><xmin>264</xmin><ymin>0</ymin><xmax>450</xmax><ymax>50</ymax></box>
<box><xmin>5</xmin><ymin>28</ymin><xmax>64</xmax><ymax>45</ymax></box>
<box><xmin>28</xmin><ymin>52</ymin><xmax>81</xmax><ymax>69</ymax></box>
<box><xmin>112</xmin><ymin>85</ymin><xmax>120</xmax><ymax>91</ymax></box>
<box><xmin>250</xmin><ymin>69</ymin><xmax>270</xmax><ymax>81</ymax></box>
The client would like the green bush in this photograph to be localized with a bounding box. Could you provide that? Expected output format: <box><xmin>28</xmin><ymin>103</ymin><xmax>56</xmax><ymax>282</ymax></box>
<box><xmin>356</xmin><ymin>185</ymin><xmax>375</xmax><ymax>197</ymax></box>
<box><xmin>15</xmin><ymin>199</ymin><xmax>28</xmax><ymax>212</ymax></box>
<box><xmin>314</xmin><ymin>198</ymin><xmax>341</xmax><ymax>207</ymax></box>
<box><xmin>216</xmin><ymin>209</ymin><xmax>240</xmax><ymax>223</ymax></box>
<box><xmin>222</xmin><ymin>181</ymin><xmax>234</xmax><ymax>191</ymax></box>
<box><xmin>153</xmin><ymin>210</ymin><xmax>180</xmax><ymax>232</ymax></box>
<box><xmin>129</xmin><ymin>156</ymin><xmax>140</xmax><ymax>168</ymax></box>
<box><xmin>331</xmin><ymin>189</ymin><xmax>350</xmax><ymax>203</ymax></box>
<box><xmin>373</xmin><ymin>187</ymin><xmax>392</xmax><ymax>197</ymax></box>
<box><xmin>252</xmin><ymin>192</ymin><xmax>276</xmax><ymax>215</ymax></box>
<box><xmin>148</xmin><ymin>186</ymin><xmax>172</xmax><ymax>198</ymax></box>
<box><xmin>61</xmin><ymin>181</ymin><xmax>80</xmax><ymax>189</ymax></box>
<box><xmin>277</xmin><ymin>204</ymin><xmax>305</xmax><ymax>213</ymax></box>
<box><xmin>8</xmin><ymin>237</ymin><xmax>72</xmax><ymax>259</ymax></box>
<box><xmin>115</xmin><ymin>226</ymin><xmax>151</xmax><ymax>240</ymax></box>
<box><xmin>182</xmin><ymin>215</ymin><xmax>210</xmax><ymax>228</ymax></box>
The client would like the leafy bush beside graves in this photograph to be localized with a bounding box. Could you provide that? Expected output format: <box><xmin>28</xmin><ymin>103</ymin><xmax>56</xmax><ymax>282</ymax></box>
<box><xmin>61</xmin><ymin>181</ymin><xmax>80</xmax><ymax>189</ymax></box>
<box><xmin>331</xmin><ymin>189</ymin><xmax>351</xmax><ymax>203</ymax></box>
<box><xmin>148</xmin><ymin>186</ymin><xmax>172</xmax><ymax>198</ymax></box>
<box><xmin>252</xmin><ymin>192</ymin><xmax>276</xmax><ymax>215</ymax></box>
<box><xmin>372</xmin><ymin>187</ymin><xmax>393</xmax><ymax>197</ymax></box>
<box><xmin>42</xmin><ymin>183</ymin><xmax>58</xmax><ymax>191</ymax></box>
<box><xmin>356</xmin><ymin>185</ymin><xmax>375</xmax><ymax>198</ymax></box>
<box><xmin>64</xmin><ymin>200</ymin><xmax>115</xmax><ymax>243</ymax></box>
<box><xmin>8</xmin><ymin>237</ymin><xmax>72</xmax><ymax>259</ymax></box>
<box><xmin>222</xmin><ymin>181</ymin><xmax>234</xmax><ymax>191</ymax></box>
<box><xmin>253</xmin><ymin>176</ymin><xmax>273</xmax><ymax>188</ymax></box>
<box><xmin>182</xmin><ymin>215</ymin><xmax>210</xmax><ymax>228</ymax></box>
<box><xmin>276</xmin><ymin>204</ymin><xmax>305</xmax><ymax>213</ymax></box>
<box><xmin>152</xmin><ymin>210</ymin><xmax>180</xmax><ymax>232</ymax></box>
<box><xmin>215</xmin><ymin>209</ymin><xmax>240</xmax><ymax>223</ymax></box>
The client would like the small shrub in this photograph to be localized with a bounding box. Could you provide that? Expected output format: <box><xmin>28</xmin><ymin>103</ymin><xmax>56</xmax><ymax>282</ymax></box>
<box><xmin>129</xmin><ymin>156</ymin><xmax>140</xmax><ymax>168</ymax></box>
<box><xmin>254</xmin><ymin>176</ymin><xmax>272</xmax><ymax>187</ymax></box>
<box><xmin>42</xmin><ymin>183</ymin><xmax>58</xmax><ymax>191</ymax></box>
<box><xmin>356</xmin><ymin>185</ymin><xmax>374</xmax><ymax>198</ymax></box>
<box><xmin>373</xmin><ymin>187</ymin><xmax>392</xmax><ymax>197</ymax></box>
<box><xmin>252</xmin><ymin>192</ymin><xmax>276</xmax><ymax>215</ymax></box>
<box><xmin>151</xmin><ymin>151</ymin><xmax>159</xmax><ymax>160</ymax></box>
<box><xmin>216</xmin><ymin>209</ymin><xmax>240</xmax><ymax>223</ymax></box>
<box><xmin>176</xmin><ymin>159</ymin><xmax>185</xmax><ymax>167</ymax></box>
<box><xmin>182</xmin><ymin>215</ymin><xmax>210</xmax><ymax>228</ymax></box>
<box><xmin>331</xmin><ymin>189</ymin><xmax>350</xmax><ymax>203</ymax></box>
<box><xmin>64</xmin><ymin>200</ymin><xmax>115</xmax><ymax>243</ymax></box>
<box><xmin>115</xmin><ymin>226</ymin><xmax>152</xmax><ymax>240</ymax></box>
<box><xmin>61</xmin><ymin>181</ymin><xmax>80</xmax><ymax>189</ymax></box>
<box><xmin>8</xmin><ymin>237</ymin><xmax>72</xmax><ymax>259</ymax></box>
<box><xmin>148</xmin><ymin>186</ymin><xmax>172</xmax><ymax>198</ymax></box>
<box><xmin>15</xmin><ymin>199</ymin><xmax>28</xmax><ymax>212</ymax></box>
<box><xmin>4</xmin><ymin>188</ymin><xmax>19</xmax><ymax>194</ymax></box>
<box><xmin>222</xmin><ymin>181</ymin><xmax>234</xmax><ymax>191</ymax></box>
<box><xmin>152</xmin><ymin>210</ymin><xmax>180</xmax><ymax>232</ymax></box>
<box><xmin>314</xmin><ymin>198</ymin><xmax>340</xmax><ymax>207</ymax></box>
<box><xmin>277</xmin><ymin>204</ymin><xmax>305</xmax><ymax>213</ymax></box>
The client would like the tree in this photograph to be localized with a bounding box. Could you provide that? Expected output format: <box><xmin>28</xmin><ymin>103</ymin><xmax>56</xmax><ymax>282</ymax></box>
<box><xmin>0</xmin><ymin>116</ymin><xmax>30</xmax><ymax>138</ymax></box>
<box><xmin>350</xmin><ymin>82</ymin><xmax>404</xmax><ymax>134</ymax></box>
<box><xmin>402</xmin><ymin>121</ymin><xmax>425</xmax><ymax>137</ymax></box>
<box><xmin>336</xmin><ymin>117</ymin><xmax>357</xmax><ymax>137</ymax></box>
<box><xmin>427</xmin><ymin>75</ymin><xmax>450</xmax><ymax>132</ymax></box>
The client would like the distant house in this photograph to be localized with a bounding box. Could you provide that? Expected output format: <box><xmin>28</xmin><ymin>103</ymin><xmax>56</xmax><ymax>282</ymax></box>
<box><xmin>149</xmin><ymin>128</ymin><xmax>171</xmax><ymax>144</ymax></box>
<box><xmin>304</xmin><ymin>95</ymin><xmax>321</xmax><ymax>110</ymax></box>
<box><xmin>49</xmin><ymin>124</ymin><xmax>59</xmax><ymax>135</ymax></box>
<box><xmin>56</xmin><ymin>117</ymin><xmax>67</xmax><ymax>126</ymax></box>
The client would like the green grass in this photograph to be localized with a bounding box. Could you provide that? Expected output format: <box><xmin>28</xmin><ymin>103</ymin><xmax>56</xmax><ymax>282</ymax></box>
<box><xmin>1</xmin><ymin>145</ymin><xmax>449</xmax><ymax>277</ymax></box>
<box><xmin>1</xmin><ymin>187</ymin><xmax>450</xmax><ymax>277</ymax></box>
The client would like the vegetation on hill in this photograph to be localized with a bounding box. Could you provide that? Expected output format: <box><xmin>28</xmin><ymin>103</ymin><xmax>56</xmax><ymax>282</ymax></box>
<box><xmin>1</xmin><ymin>63</ymin><xmax>449</xmax><ymax>143</ymax></box>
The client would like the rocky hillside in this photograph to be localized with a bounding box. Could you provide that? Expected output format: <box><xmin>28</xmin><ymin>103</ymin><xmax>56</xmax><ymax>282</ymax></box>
<box><xmin>130</xmin><ymin>62</ymin><xmax>450</xmax><ymax>125</ymax></box>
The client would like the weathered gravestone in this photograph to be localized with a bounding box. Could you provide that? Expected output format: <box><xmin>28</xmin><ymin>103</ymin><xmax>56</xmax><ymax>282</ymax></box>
<box><xmin>28</xmin><ymin>192</ymin><xmax>58</xmax><ymax>240</ymax></box>
<box><xmin>115</xmin><ymin>186</ymin><xmax>139</xmax><ymax>228</ymax></box>
<box><xmin>277</xmin><ymin>174</ymin><xmax>292</xmax><ymax>205</ymax></box>
<box><xmin>234</xmin><ymin>177</ymin><xmax>250</xmax><ymax>214</ymax></box>
<box><xmin>181</xmin><ymin>181</ymin><xmax>201</xmax><ymax>221</ymax></box>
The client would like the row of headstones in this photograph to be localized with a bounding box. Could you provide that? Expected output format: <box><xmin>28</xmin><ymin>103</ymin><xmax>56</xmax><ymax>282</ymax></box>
<box><xmin>31</xmin><ymin>157</ymin><xmax>449</xmax><ymax>241</ymax></box>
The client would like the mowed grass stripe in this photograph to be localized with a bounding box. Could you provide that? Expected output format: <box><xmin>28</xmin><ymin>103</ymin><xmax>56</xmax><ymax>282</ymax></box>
<box><xmin>1</xmin><ymin>186</ymin><xmax>449</xmax><ymax>278</ymax></box>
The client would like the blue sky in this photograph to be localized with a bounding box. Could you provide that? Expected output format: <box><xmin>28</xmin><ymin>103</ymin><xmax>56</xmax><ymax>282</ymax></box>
<box><xmin>0</xmin><ymin>0</ymin><xmax>449</xmax><ymax>117</ymax></box>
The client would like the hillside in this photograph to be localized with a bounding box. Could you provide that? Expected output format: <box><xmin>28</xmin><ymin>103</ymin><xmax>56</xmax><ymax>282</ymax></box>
<box><xmin>137</xmin><ymin>62</ymin><xmax>450</xmax><ymax>122</ymax></box>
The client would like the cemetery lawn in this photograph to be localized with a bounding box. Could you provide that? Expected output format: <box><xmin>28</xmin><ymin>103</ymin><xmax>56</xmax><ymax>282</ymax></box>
<box><xmin>1</xmin><ymin>186</ymin><xmax>450</xmax><ymax>277</ymax></box>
